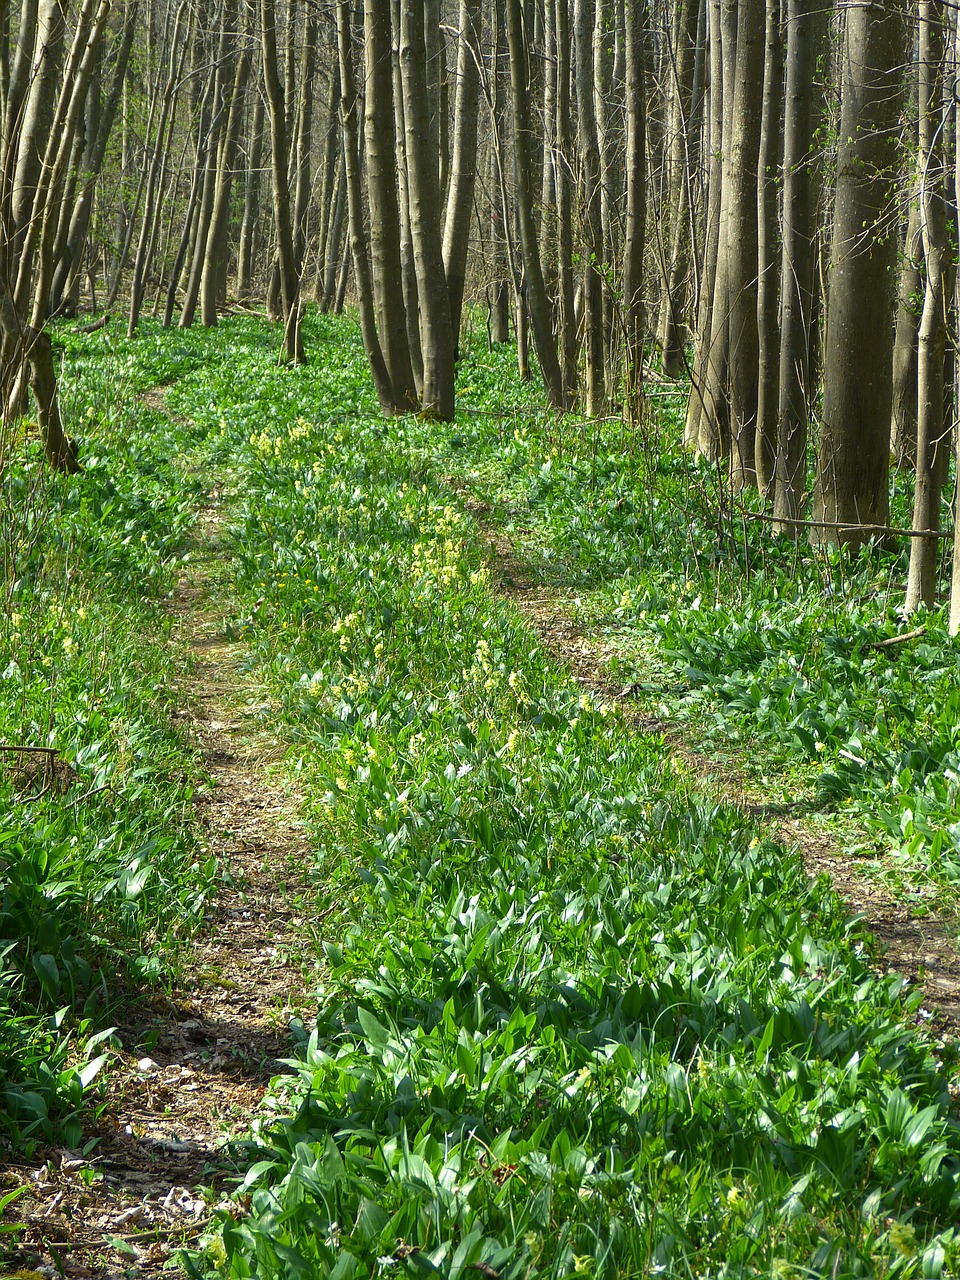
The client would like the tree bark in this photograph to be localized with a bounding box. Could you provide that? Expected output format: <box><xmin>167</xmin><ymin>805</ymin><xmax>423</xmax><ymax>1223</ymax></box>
<box><xmin>506</xmin><ymin>0</ymin><xmax>565</xmax><ymax>408</ymax></box>
<box><xmin>905</xmin><ymin>0</ymin><xmax>950</xmax><ymax>611</ymax></box>
<box><xmin>336</xmin><ymin>0</ymin><xmax>394</xmax><ymax>412</ymax></box>
<box><xmin>812</xmin><ymin>0</ymin><xmax>905</xmax><ymax>542</ymax></box>
<box><xmin>261</xmin><ymin>0</ymin><xmax>303</xmax><ymax>362</ymax></box>
<box><xmin>442</xmin><ymin>0</ymin><xmax>482</xmax><ymax>349</ymax></box>
<box><xmin>364</xmin><ymin>0</ymin><xmax>418</xmax><ymax>409</ymax></box>
<box><xmin>399</xmin><ymin>0</ymin><xmax>455</xmax><ymax>420</ymax></box>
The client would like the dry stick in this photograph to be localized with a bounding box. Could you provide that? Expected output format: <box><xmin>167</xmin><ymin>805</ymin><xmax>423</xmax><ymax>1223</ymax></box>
<box><xmin>867</xmin><ymin>627</ymin><xmax>928</xmax><ymax>650</ymax></box>
<box><xmin>741</xmin><ymin>510</ymin><xmax>952</xmax><ymax>541</ymax></box>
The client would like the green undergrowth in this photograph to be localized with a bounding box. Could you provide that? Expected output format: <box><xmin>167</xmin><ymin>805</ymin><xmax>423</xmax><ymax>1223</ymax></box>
<box><xmin>395</xmin><ymin>370</ymin><xmax>960</xmax><ymax>902</ymax></box>
<box><xmin>0</xmin><ymin>328</ymin><xmax>217</xmax><ymax>1153</ymax></box>
<box><xmin>75</xmin><ymin>314</ymin><xmax>960</xmax><ymax>1278</ymax></box>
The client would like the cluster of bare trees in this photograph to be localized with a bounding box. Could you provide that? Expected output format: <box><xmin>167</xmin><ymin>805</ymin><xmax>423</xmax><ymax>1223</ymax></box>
<box><xmin>6</xmin><ymin>0</ymin><xmax>960</xmax><ymax>613</ymax></box>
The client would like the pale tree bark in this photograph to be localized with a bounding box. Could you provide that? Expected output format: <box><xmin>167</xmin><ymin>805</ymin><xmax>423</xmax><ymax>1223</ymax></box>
<box><xmin>553</xmin><ymin>0</ymin><xmax>578</xmax><ymax>399</ymax></box>
<box><xmin>622</xmin><ymin>0</ymin><xmax>646</xmax><ymax>408</ymax></box>
<box><xmin>773</xmin><ymin>0</ymin><xmax>821</xmax><ymax>530</ymax></box>
<box><xmin>724</xmin><ymin>0</ymin><xmax>764</xmax><ymax>490</ymax></box>
<box><xmin>574</xmin><ymin>0</ymin><xmax>606</xmax><ymax>416</ymax></box>
<box><xmin>364</xmin><ymin>0</ymin><xmax>418</xmax><ymax>409</ymax></box>
<box><xmin>685</xmin><ymin>0</ymin><xmax>723</xmax><ymax>447</ymax></box>
<box><xmin>237</xmin><ymin>91</ymin><xmax>265</xmax><ymax>299</ymax></box>
<box><xmin>291</xmin><ymin>14</ymin><xmax>316</xmax><ymax>273</ymax></box>
<box><xmin>506</xmin><ymin>0</ymin><xmax>565</xmax><ymax>408</ymax></box>
<box><xmin>442</xmin><ymin>0</ymin><xmax>482</xmax><ymax>349</ymax></box>
<box><xmin>813</xmin><ymin>0</ymin><xmax>905</xmax><ymax>542</ymax></box>
<box><xmin>891</xmin><ymin>185</ymin><xmax>921</xmax><ymax>469</ymax></box>
<box><xmin>0</xmin><ymin>0</ymin><xmax>111</xmax><ymax>473</ymax></box>
<box><xmin>200</xmin><ymin>36</ymin><xmax>251</xmax><ymax>325</ymax></box>
<box><xmin>50</xmin><ymin>2</ymin><xmax>138</xmax><ymax>315</ymax></box>
<box><xmin>697</xmin><ymin>0</ymin><xmax>737</xmax><ymax>460</ymax></box>
<box><xmin>261</xmin><ymin>0</ymin><xmax>304</xmax><ymax>362</ymax></box>
<box><xmin>336</xmin><ymin>0</ymin><xmax>394</xmax><ymax>412</ymax></box>
<box><xmin>905</xmin><ymin>0</ymin><xmax>951</xmax><ymax>611</ymax></box>
<box><xmin>128</xmin><ymin>1</ymin><xmax>188</xmax><ymax>334</ymax></box>
<box><xmin>20</xmin><ymin>0</ymin><xmax>112</xmax><ymax>324</ymax></box>
<box><xmin>399</xmin><ymin>0</ymin><xmax>455</xmax><ymax>420</ymax></box>
<box><xmin>180</xmin><ymin>1</ymin><xmax>234</xmax><ymax>329</ymax></box>
<box><xmin>391</xmin><ymin>0</ymin><xmax>423</xmax><ymax>393</ymax></box>
<box><xmin>754</xmin><ymin>0</ymin><xmax>783</xmax><ymax>495</ymax></box>
<box><xmin>657</xmin><ymin>0</ymin><xmax>698</xmax><ymax>378</ymax></box>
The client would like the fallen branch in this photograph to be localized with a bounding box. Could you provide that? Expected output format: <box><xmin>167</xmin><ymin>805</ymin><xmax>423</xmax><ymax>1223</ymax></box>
<box><xmin>740</xmin><ymin>510</ymin><xmax>951</xmax><ymax>542</ymax></box>
<box><xmin>865</xmin><ymin>627</ymin><xmax>927</xmax><ymax>650</ymax></box>
<box><xmin>76</xmin><ymin>312</ymin><xmax>111</xmax><ymax>334</ymax></box>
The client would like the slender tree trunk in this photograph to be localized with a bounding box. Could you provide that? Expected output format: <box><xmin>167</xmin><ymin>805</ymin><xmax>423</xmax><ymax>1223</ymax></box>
<box><xmin>891</xmin><ymin>188</ymin><xmax>922</xmax><ymax>469</ymax></box>
<box><xmin>725</xmin><ymin>0</ymin><xmax>764</xmax><ymax>489</ymax></box>
<box><xmin>622</xmin><ymin>0</ymin><xmax>646</xmax><ymax>408</ymax></box>
<box><xmin>657</xmin><ymin>0</ymin><xmax>698</xmax><ymax>377</ymax></box>
<box><xmin>574</xmin><ymin>0</ymin><xmax>606</xmax><ymax>416</ymax></box>
<box><xmin>261</xmin><ymin>0</ymin><xmax>304</xmax><ymax>362</ymax></box>
<box><xmin>906</xmin><ymin>0</ymin><xmax>950</xmax><ymax>610</ymax></box>
<box><xmin>200</xmin><ymin>40</ymin><xmax>250</xmax><ymax>325</ymax></box>
<box><xmin>812</xmin><ymin>0</ymin><xmax>905</xmax><ymax>542</ymax></box>
<box><xmin>773</xmin><ymin>0</ymin><xmax>820</xmax><ymax>530</ymax></box>
<box><xmin>554</xmin><ymin>0</ymin><xmax>578</xmax><ymax>399</ymax></box>
<box><xmin>754</xmin><ymin>0</ymin><xmax>783</xmax><ymax>495</ymax></box>
<box><xmin>399</xmin><ymin>0</ymin><xmax>455</xmax><ymax>419</ymax></box>
<box><xmin>336</xmin><ymin>0</ymin><xmax>393</xmax><ymax>412</ymax></box>
<box><xmin>391</xmin><ymin>0</ymin><xmax>423</xmax><ymax>393</ymax></box>
<box><xmin>442</xmin><ymin>0</ymin><xmax>482</xmax><ymax>350</ymax></box>
<box><xmin>365</xmin><ymin>0</ymin><xmax>417</xmax><ymax>409</ymax></box>
<box><xmin>237</xmin><ymin>92</ymin><xmax>265</xmax><ymax>298</ymax></box>
<box><xmin>506</xmin><ymin>0</ymin><xmax>565</xmax><ymax>408</ymax></box>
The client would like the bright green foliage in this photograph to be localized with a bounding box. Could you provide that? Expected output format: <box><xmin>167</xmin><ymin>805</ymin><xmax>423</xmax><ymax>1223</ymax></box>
<box><xmin>0</xmin><ymin>330</ymin><xmax>215</xmax><ymax>1150</ymax></box>
<box><xmin>395</xmin><ymin>372</ymin><xmax>960</xmax><ymax>893</ymax></box>
<box><xmin>77</xmin><ymin>314</ymin><xmax>958</xmax><ymax>1279</ymax></box>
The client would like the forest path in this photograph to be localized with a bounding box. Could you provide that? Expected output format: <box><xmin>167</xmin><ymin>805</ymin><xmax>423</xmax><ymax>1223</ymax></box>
<box><xmin>474</xmin><ymin>515</ymin><xmax>960</xmax><ymax>1036</ymax></box>
<box><xmin>6</xmin><ymin>475</ymin><xmax>316</xmax><ymax>1279</ymax></box>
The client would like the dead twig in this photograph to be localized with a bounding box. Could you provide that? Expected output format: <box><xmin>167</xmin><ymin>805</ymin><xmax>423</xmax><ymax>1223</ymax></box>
<box><xmin>865</xmin><ymin>627</ymin><xmax>928</xmax><ymax>650</ymax></box>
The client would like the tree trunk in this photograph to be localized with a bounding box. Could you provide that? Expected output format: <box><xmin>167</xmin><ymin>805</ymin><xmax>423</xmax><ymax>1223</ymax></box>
<box><xmin>336</xmin><ymin>0</ymin><xmax>394</xmax><ymax>412</ymax></box>
<box><xmin>364</xmin><ymin>0</ymin><xmax>418</xmax><ymax>409</ymax></box>
<box><xmin>442</xmin><ymin>0</ymin><xmax>482</xmax><ymax>349</ymax></box>
<box><xmin>574</xmin><ymin>0</ymin><xmax>606</xmax><ymax>416</ymax></box>
<box><xmin>890</xmin><ymin>189</ymin><xmax>921</xmax><ymax>469</ymax></box>
<box><xmin>399</xmin><ymin>0</ymin><xmax>455</xmax><ymax>420</ymax></box>
<box><xmin>754</xmin><ymin>0</ymin><xmax>783</xmax><ymax>495</ymax></box>
<box><xmin>725</xmin><ymin>0</ymin><xmax>764</xmax><ymax>489</ymax></box>
<box><xmin>261</xmin><ymin>0</ymin><xmax>304</xmax><ymax>362</ymax></box>
<box><xmin>506</xmin><ymin>0</ymin><xmax>565</xmax><ymax>408</ymax></box>
<box><xmin>812</xmin><ymin>0</ymin><xmax>905</xmax><ymax>542</ymax></box>
<box><xmin>657</xmin><ymin>0</ymin><xmax>698</xmax><ymax>378</ymax></box>
<box><xmin>622</xmin><ymin>0</ymin><xmax>646</xmax><ymax>408</ymax></box>
<box><xmin>905</xmin><ymin>0</ymin><xmax>950</xmax><ymax>611</ymax></box>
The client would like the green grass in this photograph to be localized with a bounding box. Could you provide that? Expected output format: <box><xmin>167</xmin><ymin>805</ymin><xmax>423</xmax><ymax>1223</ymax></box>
<box><xmin>0</xmin><ymin>329</ymin><xmax>217</xmax><ymax>1153</ymax></box>
<box><xmin>17</xmin><ymin>312</ymin><xmax>960</xmax><ymax>1276</ymax></box>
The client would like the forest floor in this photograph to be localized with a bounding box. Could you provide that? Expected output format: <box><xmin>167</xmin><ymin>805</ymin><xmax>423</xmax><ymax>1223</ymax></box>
<box><xmin>2</xmin><ymin>481</ymin><xmax>317</xmax><ymax>1278</ymax></box>
<box><xmin>4</xmin><ymin>315</ymin><xmax>960</xmax><ymax>1277</ymax></box>
<box><xmin>476</xmin><ymin>522</ymin><xmax>960</xmax><ymax>1037</ymax></box>
<box><xmin>7</xmin><ymin>463</ymin><xmax>959</xmax><ymax>1278</ymax></box>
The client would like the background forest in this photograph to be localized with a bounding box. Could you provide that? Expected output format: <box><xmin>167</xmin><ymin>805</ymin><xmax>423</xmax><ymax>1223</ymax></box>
<box><xmin>7</xmin><ymin>0</ymin><xmax>960</xmax><ymax>1278</ymax></box>
<box><xmin>4</xmin><ymin>0</ymin><xmax>958</xmax><ymax>574</ymax></box>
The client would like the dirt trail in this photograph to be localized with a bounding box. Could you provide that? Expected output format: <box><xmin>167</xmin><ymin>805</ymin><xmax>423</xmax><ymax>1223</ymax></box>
<box><xmin>479</xmin><ymin>523</ymin><xmax>960</xmax><ymax>1034</ymax></box>
<box><xmin>3</xmin><ymin>499</ymin><xmax>314</xmax><ymax>1279</ymax></box>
